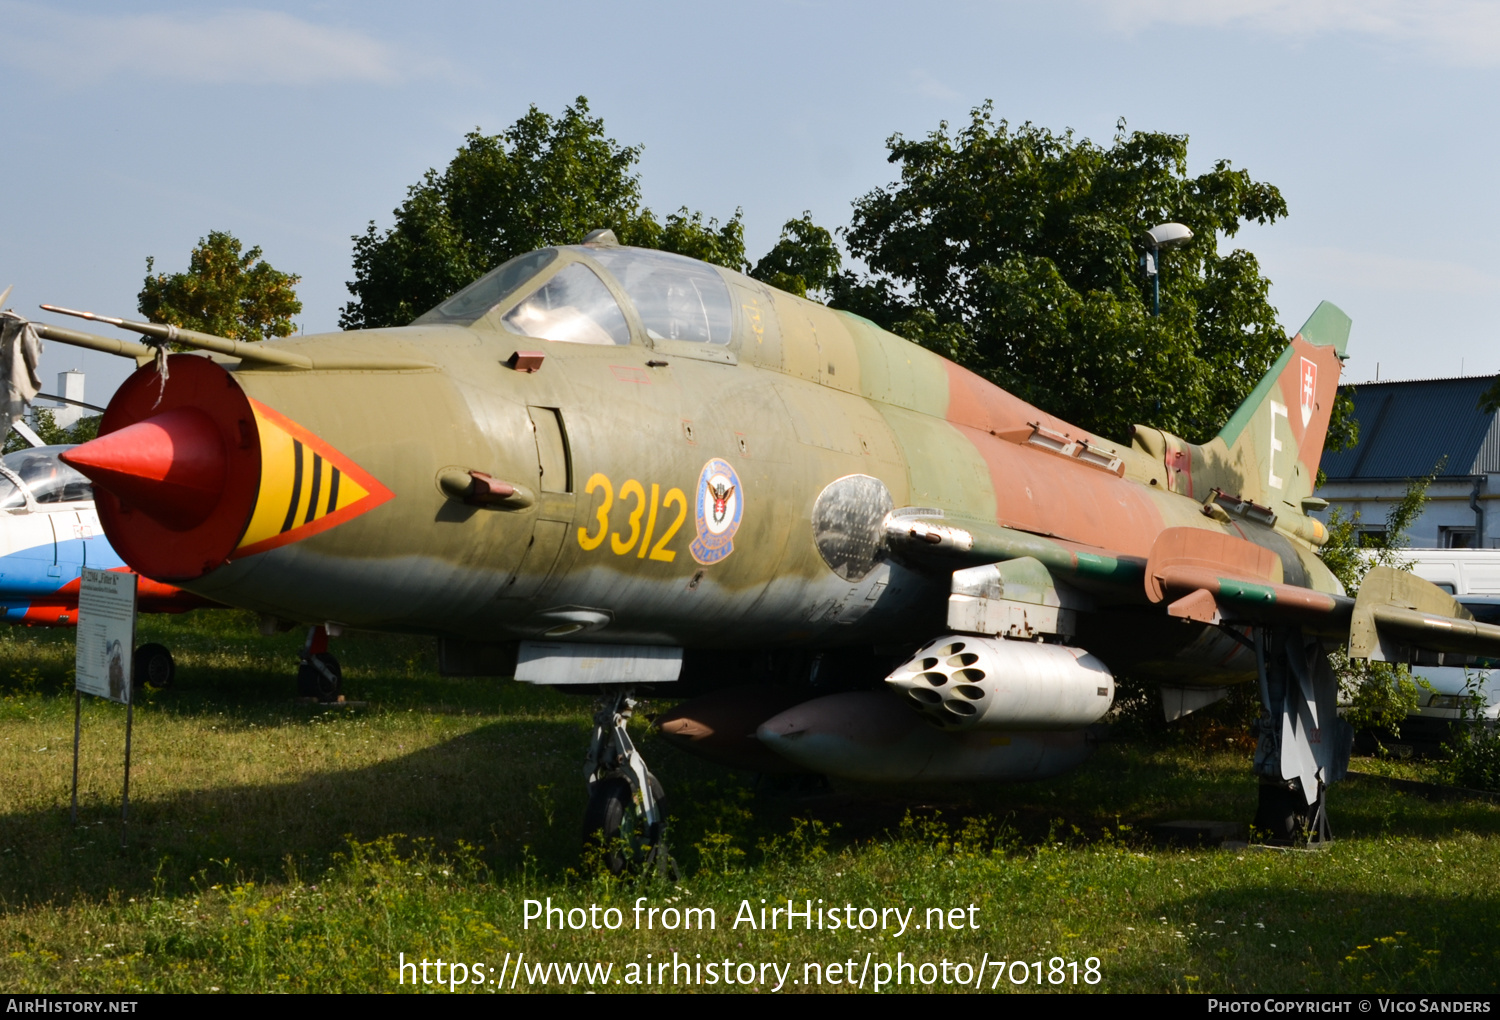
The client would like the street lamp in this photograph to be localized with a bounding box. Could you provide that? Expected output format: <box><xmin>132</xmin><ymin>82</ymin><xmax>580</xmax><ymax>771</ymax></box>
<box><xmin>1141</xmin><ymin>222</ymin><xmax>1193</xmax><ymax>316</ymax></box>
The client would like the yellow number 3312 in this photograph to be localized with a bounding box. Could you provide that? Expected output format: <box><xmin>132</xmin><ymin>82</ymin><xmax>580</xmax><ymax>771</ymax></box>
<box><xmin>576</xmin><ymin>473</ymin><xmax>687</xmax><ymax>562</ymax></box>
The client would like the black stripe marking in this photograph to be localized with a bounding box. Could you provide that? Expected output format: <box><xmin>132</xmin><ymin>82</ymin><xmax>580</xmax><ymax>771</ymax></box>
<box><xmin>326</xmin><ymin>467</ymin><xmax>340</xmax><ymax>515</ymax></box>
<box><xmin>281</xmin><ymin>440</ymin><xmax>304</xmax><ymax>533</ymax></box>
<box><xmin>304</xmin><ymin>453</ymin><xmax>323</xmax><ymax>525</ymax></box>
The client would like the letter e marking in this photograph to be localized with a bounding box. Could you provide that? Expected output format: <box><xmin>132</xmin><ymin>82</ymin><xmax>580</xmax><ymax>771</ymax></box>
<box><xmin>1268</xmin><ymin>401</ymin><xmax>1287</xmax><ymax>490</ymax></box>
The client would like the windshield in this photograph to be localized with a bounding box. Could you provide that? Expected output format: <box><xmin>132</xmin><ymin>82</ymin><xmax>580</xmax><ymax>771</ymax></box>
<box><xmin>586</xmin><ymin>247</ymin><xmax>734</xmax><ymax>345</ymax></box>
<box><xmin>0</xmin><ymin>471</ymin><xmax>23</xmax><ymax>510</ymax></box>
<box><xmin>1</xmin><ymin>446</ymin><xmax>92</xmax><ymax>505</ymax></box>
<box><xmin>414</xmin><ymin>249</ymin><xmax>559</xmax><ymax>325</ymax></box>
<box><xmin>501</xmin><ymin>262</ymin><xmax>630</xmax><ymax>345</ymax></box>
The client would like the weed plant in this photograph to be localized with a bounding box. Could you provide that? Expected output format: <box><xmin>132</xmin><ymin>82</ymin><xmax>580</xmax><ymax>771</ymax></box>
<box><xmin>1442</xmin><ymin>675</ymin><xmax>1500</xmax><ymax>793</ymax></box>
<box><xmin>2</xmin><ymin>611</ymin><xmax>1499</xmax><ymax>993</ymax></box>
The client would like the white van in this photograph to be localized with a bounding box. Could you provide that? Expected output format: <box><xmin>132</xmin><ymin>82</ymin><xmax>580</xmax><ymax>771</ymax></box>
<box><xmin>1401</xmin><ymin>548</ymin><xmax>1500</xmax><ymax>597</ymax></box>
<box><xmin>1398</xmin><ymin>551</ymin><xmax>1500</xmax><ymax>735</ymax></box>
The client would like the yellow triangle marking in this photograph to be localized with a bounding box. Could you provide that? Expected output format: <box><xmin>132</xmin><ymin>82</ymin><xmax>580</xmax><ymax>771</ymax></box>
<box><xmin>233</xmin><ymin>399</ymin><xmax>392</xmax><ymax>558</ymax></box>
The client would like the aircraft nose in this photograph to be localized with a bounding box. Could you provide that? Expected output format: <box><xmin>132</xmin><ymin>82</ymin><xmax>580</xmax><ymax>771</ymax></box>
<box><xmin>61</xmin><ymin>406</ymin><xmax>227</xmax><ymax>530</ymax></box>
<box><xmin>68</xmin><ymin>351</ymin><xmax>394</xmax><ymax>583</ymax></box>
<box><xmin>58</xmin><ymin>353</ymin><xmax>264</xmax><ymax>581</ymax></box>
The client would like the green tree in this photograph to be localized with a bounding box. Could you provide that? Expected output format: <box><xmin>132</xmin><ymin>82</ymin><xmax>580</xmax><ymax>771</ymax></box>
<box><xmin>1321</xmin><ymin>388</ymin><xmax>1359</xmax><ymax>485</ymax></box>
<box><xmin>1481</xmin><ymin>379</ymin><xmax>1500</xmax><ymax>416</ymax></box>
<box><xmin>341</xmin><ymin>97</ymin><xmax>745</xmax><ymax>330</ymax></box>
<box><xmin>138</xmin><ymin>231</ymin><xmax>301</xmax><ymax>342</ymax></box>
<box><xmin>638</xmin><ymin>208</ymin><xmax>747</xmax><ymax>274</ymax></box>
<box><xmin>1442</xmin><ymin>684</ymin><xmax>1500</xmax><ymax>791</ymax></box>
<box><xmin>835</xmin><ymin>104</ymin><xmax>1294</xmax><ymax>443</ymax></box>
<box><xmin>3</xmin><ymin>409</ymin><xmax>101</xmax><ymax>454</ymax></box>
<box><xmin>750</xmin><ymin>212</ymin><xmax>842</xmax><ymax>300</ymax></box>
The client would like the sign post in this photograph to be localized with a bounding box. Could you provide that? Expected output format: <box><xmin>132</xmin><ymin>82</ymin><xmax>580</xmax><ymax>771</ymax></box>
<box><xmin>72</xmin><ymin>568</ymin><xmax>138</xmax><ymax>846</ymax></box>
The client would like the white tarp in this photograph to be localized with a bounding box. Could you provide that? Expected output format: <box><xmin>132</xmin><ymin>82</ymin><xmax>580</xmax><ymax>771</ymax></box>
<box><xmin>0</xmin><ymin>311</ymin><xmax>43</xmax><ymax>427</ymax></box>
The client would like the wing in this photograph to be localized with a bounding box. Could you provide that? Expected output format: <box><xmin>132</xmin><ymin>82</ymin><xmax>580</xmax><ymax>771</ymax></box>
<box><xmin>885</xmin><ymin>513</ymin><xmax>1500</xmax><ymax>663</ymax></box>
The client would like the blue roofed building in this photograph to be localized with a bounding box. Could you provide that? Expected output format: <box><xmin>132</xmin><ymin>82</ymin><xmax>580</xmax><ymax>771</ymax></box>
<box><xmin>1315</xmin><ymin>375</ymin><xmax>1500</xmax><ymax>549</ymax></box>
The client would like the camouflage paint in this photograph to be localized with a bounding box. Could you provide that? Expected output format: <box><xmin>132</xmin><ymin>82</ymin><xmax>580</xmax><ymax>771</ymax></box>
<box><xmin>67</xmin><ymin>245</ymin><xmax>1350</xmax><ymax>676</ymax></box>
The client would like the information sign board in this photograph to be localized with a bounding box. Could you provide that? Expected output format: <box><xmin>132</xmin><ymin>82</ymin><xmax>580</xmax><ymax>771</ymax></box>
<box><xmin>75</xmin><ymin>569</ymin><xmax>138</xmax><ymax>704</ymax></box>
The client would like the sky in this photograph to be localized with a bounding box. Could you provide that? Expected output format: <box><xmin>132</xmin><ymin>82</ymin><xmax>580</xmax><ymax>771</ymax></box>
<box><xmin>5</xmin><ymin>0</ymin><xmax>1499</xmax><ymax>406</ymax></box>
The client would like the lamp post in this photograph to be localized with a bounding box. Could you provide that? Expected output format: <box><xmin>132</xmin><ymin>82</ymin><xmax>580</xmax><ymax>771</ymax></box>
<box><xmin>1141</xmin><ymin>222</ymin><xmax>1193</xmax><ymax>316</ymax></box>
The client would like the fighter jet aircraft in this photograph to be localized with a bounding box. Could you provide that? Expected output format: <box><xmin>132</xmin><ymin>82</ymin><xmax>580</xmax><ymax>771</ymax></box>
<box><xmin>26</xmin><ymin>231</ymin><xmax>1500</xmax><ymax>863</ymax></box>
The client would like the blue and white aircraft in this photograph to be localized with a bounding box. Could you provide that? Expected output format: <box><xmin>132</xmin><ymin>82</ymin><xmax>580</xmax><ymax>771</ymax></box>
<box><xmin>0</xmin><ymin>435</ymin><xmax>198</xmax><ymax>683</ymax></box>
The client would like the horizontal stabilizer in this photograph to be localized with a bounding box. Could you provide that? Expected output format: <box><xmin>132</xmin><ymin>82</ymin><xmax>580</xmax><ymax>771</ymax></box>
<box><xmin>1350</xmin><ymin>565</ymin><xmax>1500</xmax><ymax>662</ymax></box>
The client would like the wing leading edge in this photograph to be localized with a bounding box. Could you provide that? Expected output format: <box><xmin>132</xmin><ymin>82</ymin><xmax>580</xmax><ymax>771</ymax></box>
<box><xmin>886</xmin><ymin>513</ymin><xmax>1500</xmax><ymax>666</ymax></box>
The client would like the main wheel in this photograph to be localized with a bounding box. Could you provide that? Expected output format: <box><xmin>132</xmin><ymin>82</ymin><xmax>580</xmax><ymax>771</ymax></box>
<box><xmin>297</xmin><ymin>653</ymin><xmax>342</xmax><ymax>701</ymax></box>
<box><xmin>133</xmin><ymin>643</ymin><xmax>175</xmax><ymax>690</ymax></box>
<box><xmin>1253</xmin><ymin>777</ymin><xmax>1330</xmax><ymax>846</ymax></box>
<box><xmin>583</xmin><ymin>774</ymin><xmax>667</xmax><ymax>876</ymax></box>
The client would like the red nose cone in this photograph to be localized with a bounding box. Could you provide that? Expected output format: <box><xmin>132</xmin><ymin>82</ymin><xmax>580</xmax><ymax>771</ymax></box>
<box><xmin>61</xmin><ymin>406</ymin><xmax>227</xmax><ymax>530</ymax></box>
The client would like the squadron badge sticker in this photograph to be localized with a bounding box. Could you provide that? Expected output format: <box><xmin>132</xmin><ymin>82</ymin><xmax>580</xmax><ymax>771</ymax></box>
<box><xmin>690</xmin><ymin>458</ymin><xmax>743</xmax><ymax>565</ymax></box>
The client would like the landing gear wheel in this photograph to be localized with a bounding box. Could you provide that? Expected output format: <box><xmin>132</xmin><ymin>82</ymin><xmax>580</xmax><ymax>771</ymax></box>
<box><xmin>133</xmin><ymin>643</ymin><xmax>175</xmax><ymax>690</ymax></box>
<box><xmin>584</xmin><ymin>774</ymin><xmax>673</xmax><ymax>877</ymax></box>
<box><xmin>583</xmin><ymin>690</ymin><xmax>677</xmax><ymax>878</ymax></box>
<box><xmin>297</xmin><ymin>653</ymin><xmax>342</xmax><ymax>701</ymax></box>
<box><xmin>1253</xmin><ymin>777</ymin><xmax>1332</xmax><ymax>847</ymax></box>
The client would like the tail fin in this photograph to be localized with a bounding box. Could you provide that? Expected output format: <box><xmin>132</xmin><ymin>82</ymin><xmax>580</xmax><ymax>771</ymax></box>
<box><xmin>1210</xmin><ymin>301</ymin><xmax>1350</xmax><ymax>510</ymax></box>
<box><xmin>1133</xmin><ymin>303</ymin><xmax>1349</xmax><ymax>510</ymax></box>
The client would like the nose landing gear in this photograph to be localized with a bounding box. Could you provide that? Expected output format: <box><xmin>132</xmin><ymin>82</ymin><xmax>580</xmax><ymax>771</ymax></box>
<box><xmin>297</xmin><ymin>625</ymin><xmax>342</xmax><ymax>702</ymax></box>
<box><xmin>583</xmin><ymin>690</ymin><xmax>675</xmax><ymax>878</ymax></box>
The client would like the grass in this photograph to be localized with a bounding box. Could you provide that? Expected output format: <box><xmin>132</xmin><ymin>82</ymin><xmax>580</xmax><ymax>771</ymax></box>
<box><xmin>2</xmin><ymin>611</ymin><xmax>1499</xmax><ymax>993</ymax></box>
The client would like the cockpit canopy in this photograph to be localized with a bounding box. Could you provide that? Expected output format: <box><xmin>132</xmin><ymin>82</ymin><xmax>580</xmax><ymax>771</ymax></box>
<box><xmin>0</xmin><ymin>446</ymin><xmax>93</xmax><ymax>511</ymax></box>
<box><xmin>413</xmin><ymin>245</ymin><xmax>735</xmax><ymax>347</ymax></box>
